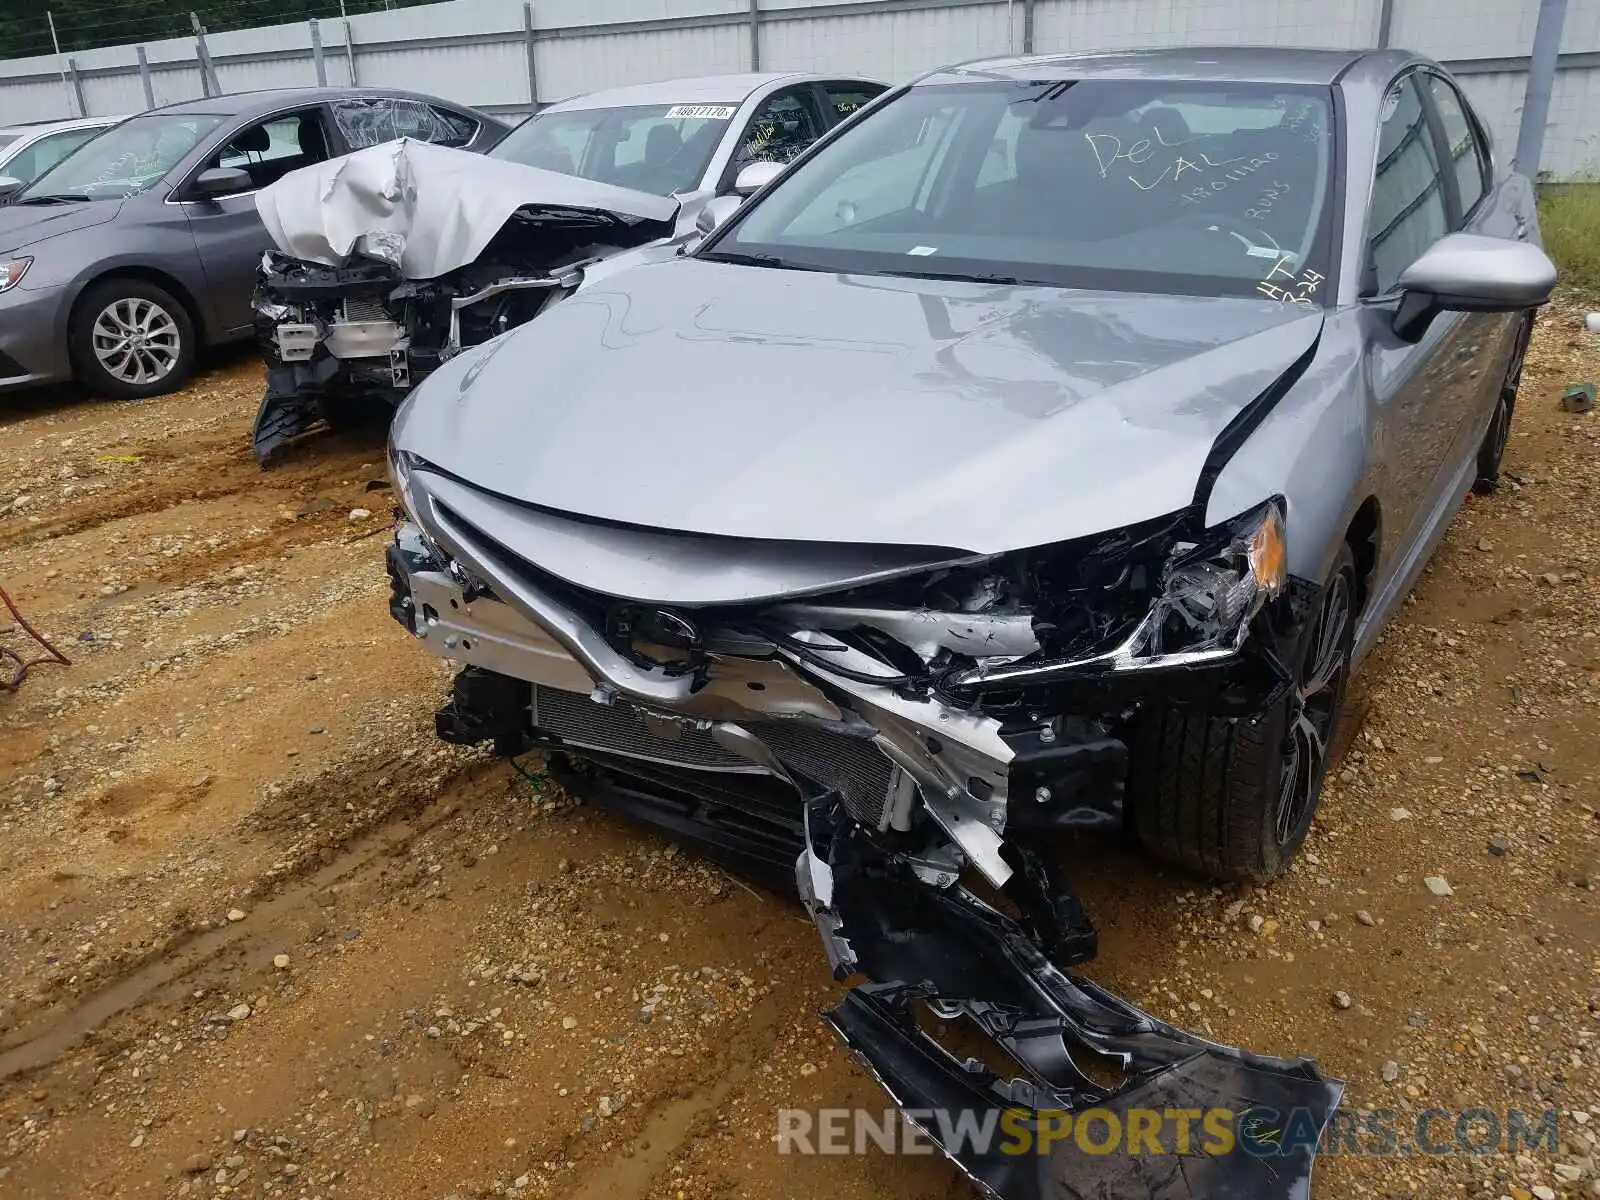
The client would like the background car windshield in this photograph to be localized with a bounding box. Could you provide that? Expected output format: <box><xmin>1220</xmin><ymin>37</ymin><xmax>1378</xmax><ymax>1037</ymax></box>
<box><xmin>492</xmin><ymin>103</ymin><xmax>734</xmax><ymax>196</ymax></box>
<box><xmin>22</xmin><ymin>114</ymin><xmax>221</xmax><ymax>198</ymax></box>
<box><xmin>712</xmin><ymin>80</ymin><xmax>1335</xmax><ymax>298</ymax></box>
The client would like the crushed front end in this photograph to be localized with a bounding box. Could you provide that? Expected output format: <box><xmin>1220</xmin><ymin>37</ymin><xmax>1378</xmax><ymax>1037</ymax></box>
<box><xmin>251</xmin><ymin>200</ymin><xmax>673</xmax><ymax>463</ymax></box>
<box><xmin>384</xmin><ymin>454</ymin><xmax>1343</xmax><ymax>1196</ymax></box>
<box><xmin>249</xmin><ymin>139</ymin><xmax>678</xmax><ymax>464</ymax></box>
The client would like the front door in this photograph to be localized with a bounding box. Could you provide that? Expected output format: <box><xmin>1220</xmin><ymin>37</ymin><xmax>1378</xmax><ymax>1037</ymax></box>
<box><xmin>179</xmin><ymin>107</ymin><xmax>335</xmax><ymax>337</ymax></box>
<box><xmin>1363</xmin><ymin>73</ymin><xmax>1488</xmax><ymax>586</ymax></box>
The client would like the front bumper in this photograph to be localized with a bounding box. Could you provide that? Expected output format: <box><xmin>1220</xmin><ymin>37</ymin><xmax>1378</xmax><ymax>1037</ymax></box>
<box><xmin>0</xmin><ymin>282</ymin><xmax>72</xmax><ymax>392</ymax></box>
<box><xmin>800</xmin><ymin>799</ymin><xmax>1343</xmax><ymax>1199</ymax></box>
<box><xmin>385</xmin><ymin>516</ymin><xmax>1343</xmax><ymax>1197</ymax></box>
<box><xmin>385</xmin><ymin>520</ymin><xmax>1144</xmax><ymax>880</ymax></box>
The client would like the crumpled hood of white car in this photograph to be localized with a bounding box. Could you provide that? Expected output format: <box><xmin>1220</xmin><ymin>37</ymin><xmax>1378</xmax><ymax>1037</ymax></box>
<box><xmin>255</xmin><ymin>137</ymin><xmax>678</xmax><ymax>280</ymax></box>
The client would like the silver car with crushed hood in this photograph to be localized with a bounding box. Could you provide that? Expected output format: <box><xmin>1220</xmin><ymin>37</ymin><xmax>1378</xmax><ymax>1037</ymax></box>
<box><xmin>384</xmin><ymin>47</ymin><xmax>1554</xmax><ymax>1198</ymax></box>
<box><xmin>249</xmin><ymin>72</ymin><xmax>885</xmax><ymax>462</ymax></box>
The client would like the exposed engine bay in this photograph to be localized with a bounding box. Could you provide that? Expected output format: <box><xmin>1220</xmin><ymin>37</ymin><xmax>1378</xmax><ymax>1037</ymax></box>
<box><xmin>248</xmin><ymin>139</ymin><xmax>678</xmax><ymax>464</ymax></box>
<box><xmin>382</xmin><ymin>453</ymin><xmax>1344</xmax><ymax>1197</ymax></box>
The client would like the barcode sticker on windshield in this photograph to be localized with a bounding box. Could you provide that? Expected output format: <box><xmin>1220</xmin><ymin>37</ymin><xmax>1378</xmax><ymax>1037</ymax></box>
<box><xmin>664</xmin><ymin>104</ymin><xmax>738</xmax><ymax>120</ymax></box>
<box><xmin>907</xmin><ymin>246</ymin><xmax>938</xmax><ymax>256</ymax></box>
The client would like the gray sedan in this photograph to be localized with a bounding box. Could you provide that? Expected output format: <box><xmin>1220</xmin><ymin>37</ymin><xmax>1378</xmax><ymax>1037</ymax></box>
<box><xmin>385</xmin><ymin>46</ymin><xmax>1553</xmax><ymax>1193</ymax></box>
<box><xmin>0</xmin><ymin>87</ymin><xmax>505</xmax><ymax>399</ymax></box>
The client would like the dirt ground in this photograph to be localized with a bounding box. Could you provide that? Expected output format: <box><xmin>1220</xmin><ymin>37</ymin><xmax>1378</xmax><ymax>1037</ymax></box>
<box><xmin>1</xmin><ymin>299</ymin><xmax>1598</xmax><ymax>1200</ymax></box>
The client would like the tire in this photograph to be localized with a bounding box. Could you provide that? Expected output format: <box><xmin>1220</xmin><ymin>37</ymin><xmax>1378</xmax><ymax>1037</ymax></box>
<box><xmin>1125</xmin><ymin>542</ymin><xmax>1357</xmax><ymax>883</ymax></box>
<box><xmin>69</xmin><ymin>279</ymin><xmax>197</xmax><ymax>400</ymax></box>
<box><xmin>1472</xmin><ymin>311</ymin><xmax>1534</xmax><ymax>496</ymax></box>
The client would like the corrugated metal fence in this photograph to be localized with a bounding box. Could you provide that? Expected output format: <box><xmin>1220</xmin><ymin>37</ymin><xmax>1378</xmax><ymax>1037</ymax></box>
<box><xmin>2</xmin><ymin>0</ymin><xmax>1598</xmax><ymax>178</ymax></box>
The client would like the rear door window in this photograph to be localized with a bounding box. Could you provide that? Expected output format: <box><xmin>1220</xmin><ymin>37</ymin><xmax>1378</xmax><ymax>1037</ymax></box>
<box><xmin>1425</xmin><ymin>74</ymin><xmax>1491</xmax><ymax>221</ymax></box>
<box><xmin>331</xmin><ymin>97</ymin><xmax>478</xmax><ymax>149</ymax></box>
<box><xmin>819</xmin><ymin>82</ymin><xmax>887</xmax><ymax>125</ymax></box>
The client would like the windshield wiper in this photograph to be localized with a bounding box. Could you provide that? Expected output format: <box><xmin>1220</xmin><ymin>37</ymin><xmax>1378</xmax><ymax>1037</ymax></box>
<box><xmin>701</xmin><ymin>249</ymin><xmax>817</xmax><ymax>272</ymax></box>
<box><xmin>894</xmin><ymin>268</ymin><xmax>1026</xmax><ymax>285</ymax></box>
<box><xmin>15</xmin><ymin>193</ymin><xmax>94</xmax><ymax>204</ymax></box>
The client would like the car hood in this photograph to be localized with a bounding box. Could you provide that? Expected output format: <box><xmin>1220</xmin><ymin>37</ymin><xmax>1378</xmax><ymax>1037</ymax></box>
<box><xmin>393</xmin><ymin>258</ymin><xmax>1324</xmax><ymax>554</ymax></box>
<box><xmin>256</xmin><ymin>137</ymin><xmax>678</xmax><ymax>281</ymax></box>
<box><xmin>0</xmin><ymin>197</ymin><xmax>124</xmax><ymax>255</ymax></box>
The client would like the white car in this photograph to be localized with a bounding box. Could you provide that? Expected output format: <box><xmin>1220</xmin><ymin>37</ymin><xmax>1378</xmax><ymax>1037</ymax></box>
<box><xmin>249</xmin><ymin>72</ymin><xmax>887</xmax><ymax>462</ymax></box>
<box><xmin>0</xmin><ymin>115</ymin><xmax>128</xmax><ymax>193</ymax></box>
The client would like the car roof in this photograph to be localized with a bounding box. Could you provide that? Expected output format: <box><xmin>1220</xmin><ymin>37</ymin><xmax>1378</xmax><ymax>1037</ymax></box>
<box><xmin>921</xmin><ymin>45</ymin><xmax>1403</xmax><ymax>87</ymax></box>
<box><xmin>142</xmin><ymin>86</ymin><xmax>496</xmax><ymax>121</ymax></box>
<box><xmin>542</xmin><ymin>72</ymin><xmax>852</xmax><ymax>114</ymax></box>
<box><xmin>0</xmin><ymin>114</ymin><xmax>127</xmax><ymax>138</ymax></box>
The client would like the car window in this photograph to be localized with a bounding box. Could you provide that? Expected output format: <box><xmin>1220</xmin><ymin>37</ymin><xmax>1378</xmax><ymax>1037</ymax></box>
<box><xmin>710</xmin><ymin>80</ymin><xmax>1336</xmax><ymax>300</ymax></box>
<box><xmin>0</xmin><ymin>128</ymin><xmax>103</xmax><ymax>184</ymax></box>
<box><xmin>1426</xmin><ymin>74</ymin><xmax>1490</xmax><ymax>221</ymax></box>
<box><xmin>205</xmin><ymin>110</ymin><xmax>331</xmax><ymax>194</ymax></box>
<box><xmin>1368</xmin><ymin>75</ymin><xmax>1449</xmax><ymax>294</ymax></box>
<box><xmin>331</xmin><ymin>97</ymin><xmax>478</xmax><ymax>149</ymax></box>
<box><xmin>492</xmin><ymin>103</ymin><xmax>734</xmax><ymax>196</ymax></box>
<box><xmin>20</xmin><ymin>113</ymin><xmax>221</xmax><ymax>199</ymax></box>
<box><xmin>820</xmin><ymin>82</ymin><xmax>886</xmax><ymax>124</ymax></box>
<box><xmin>783</xmin><ymin>102</ymin><xmax>963</xmax><ymax>236</ymax></box>
<box><xmin>730</xmin><ymin>87</ymin><xmax>828</xmax><ymax>177</ymax></box>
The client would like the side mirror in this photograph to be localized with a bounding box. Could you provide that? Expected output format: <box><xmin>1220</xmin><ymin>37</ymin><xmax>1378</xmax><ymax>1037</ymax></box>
<box><xmin>1393</xmin><ymin>232</ymin><xmax>1556</xmax><ymax>343</ymax></box>
<box><xmin>732</xmin><ymin>160</ymin><xmax>784</xmax><ymax>197</ymax></box>
<box><xmin>694</xmin><ymin>195</ymin><xmax>743</xmax><ymax>237</ymax></box>
<box><xmin>189</xmin><ymin>166</ymin><xmax>253</xmax><ymax>199</ymax></box>
<box><xmin>0</xmin><ymin>176</ymin><xmax>23</xmax><ymax>203</ymax></box>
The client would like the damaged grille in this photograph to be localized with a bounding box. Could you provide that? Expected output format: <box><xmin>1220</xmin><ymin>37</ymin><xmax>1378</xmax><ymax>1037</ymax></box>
<box><xmin>342</xmin><ymin>297</ymin><xmax>390</xmax><ymax>323</ymax></box>
<box><xmin>531</xmin><ymin>684</ymin><xmax>901</xmax><ymax>827</ymax></box>
<box><xmin>532</xmin><ymin>684</ymin><xmax>756</xmax><ymax>774</ymax></box>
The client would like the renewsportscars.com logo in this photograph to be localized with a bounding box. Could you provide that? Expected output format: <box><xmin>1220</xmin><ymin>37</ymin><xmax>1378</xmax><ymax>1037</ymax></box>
<box><xmin>776</xmin><ymin>1106</ymin><xmax>1561</xmax><ymax>1158</ymax></box>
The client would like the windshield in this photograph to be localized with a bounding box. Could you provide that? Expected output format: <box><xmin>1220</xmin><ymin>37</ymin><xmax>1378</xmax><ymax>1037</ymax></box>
<box><xmin>706</xmin><ymin>80</ymin><xmax>1335</xmax><ymax>300</ymax></box>
<box><xmin>20</xmin><ymin>113</ymin><xmax>221</xmax><ymax>199</ymax></box>
<box><xmin>491</xmin><ymin>103</ymin><xmax>735</xmax><ymax>196</ymax></box>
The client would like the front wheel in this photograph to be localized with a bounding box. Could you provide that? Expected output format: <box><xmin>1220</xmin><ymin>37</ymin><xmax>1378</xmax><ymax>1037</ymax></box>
<box><xmin>69</xmin><ymin>280</ymin><xmax>196</xmax><ymax>400</ymax></box>
<box><xmin>1125</xmin><ymin>542</ymin><xmax>1357</xmax><ymax>882</ymax></box>
<box><xmin>1473</xmin><ymin>311</ymin><xmax>1534</xmax><ymax>496</ymax></box>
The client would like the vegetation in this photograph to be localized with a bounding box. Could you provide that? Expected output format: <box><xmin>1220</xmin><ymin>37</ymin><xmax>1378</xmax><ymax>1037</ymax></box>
<box><xmin>0</xmin><ymin>0</ymin><xmax>431</xmax><ymax>61</ymax></box>
<box><xmin>1539</xmin><ymin>183</ymin><xmax>1600</xmax><ymax>292</ymax></box>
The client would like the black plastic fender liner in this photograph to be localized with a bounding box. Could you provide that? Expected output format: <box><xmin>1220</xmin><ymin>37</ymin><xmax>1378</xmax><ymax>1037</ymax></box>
<box><xmin>798</xmin><ymin>799</ymin><xmax>1344</xmax><ymax>1199</ymax></box>
<box><xmin>825</xmin><ymin>985</ymin><xmax>1342</xmax><ymax>1200</ymax></box>
<box><xmin>251</xmin><ymin>366</ymin><xmax>326</xmax><ymax>466</ymax></box>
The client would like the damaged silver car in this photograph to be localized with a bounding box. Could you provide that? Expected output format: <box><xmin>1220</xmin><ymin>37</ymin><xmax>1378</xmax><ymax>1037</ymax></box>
<box><xmin>383</xmin><ymin>47</ymin><xmax>1554</xmax><ymax>1197</ymax></box>
<box><xmin>249</xmin><ymin>72</ymin><xmax>886</xmax><ymax>462</ymax></box>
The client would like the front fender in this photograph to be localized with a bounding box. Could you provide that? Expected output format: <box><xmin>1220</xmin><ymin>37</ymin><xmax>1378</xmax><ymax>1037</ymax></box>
<box><xmin>1204</xmin><ymin>313</ymin><xmax>1371</xmax><ymax>586</ymax></box>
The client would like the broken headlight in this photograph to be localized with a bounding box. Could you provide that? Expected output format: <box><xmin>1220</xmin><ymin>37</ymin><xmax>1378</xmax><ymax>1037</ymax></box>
<box><xmin>389</xmin><ymin>445</ymin><xmax>425</xmax><ymax>530</ymax></box>
<box><xmin>947</xmin><ymin>501</ymin><xmax>1288</xmax><ymax>690</ymax></box>
<box><xmin>1138</xmin><ymin>499</ymin><xmax>1286</xmax><ymax>659</ymax></box>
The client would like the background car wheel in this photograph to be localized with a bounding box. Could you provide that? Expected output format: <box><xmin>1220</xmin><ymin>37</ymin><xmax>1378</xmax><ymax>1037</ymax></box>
<box><xmin>1472</xmin><ymin>311</ymin><xmax>1534</xmax><ymax>495</ymax></box>
<box><xmin>70</xmin><ymin>279</ymin><xmax>196</xmax><ymax>400</ymax></box>
<box><xmin>1125</xmin><ymin>542</ymin><xmax>1357</xmax><ymax>883</ymax></box>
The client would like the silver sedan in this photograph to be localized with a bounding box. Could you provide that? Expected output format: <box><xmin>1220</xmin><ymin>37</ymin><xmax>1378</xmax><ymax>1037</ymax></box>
<box><xmin>385</xmin><ymin>47</ymin><xmax>1556</xmax><ymax>1196</ymax></box>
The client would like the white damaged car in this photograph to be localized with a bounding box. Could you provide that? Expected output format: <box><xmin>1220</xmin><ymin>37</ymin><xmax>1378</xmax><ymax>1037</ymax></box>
<box><xmin>248</xmin><ymin>72</ymin><xmax>885</xmax><ymax>462</ymax></box>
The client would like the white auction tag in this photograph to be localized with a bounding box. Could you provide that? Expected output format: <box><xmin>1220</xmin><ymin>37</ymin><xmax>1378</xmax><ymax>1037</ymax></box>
<box><xmin>664</xmin><ymin>104</ymin><xmax>739</xmax><ymax>120</ymax></box>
